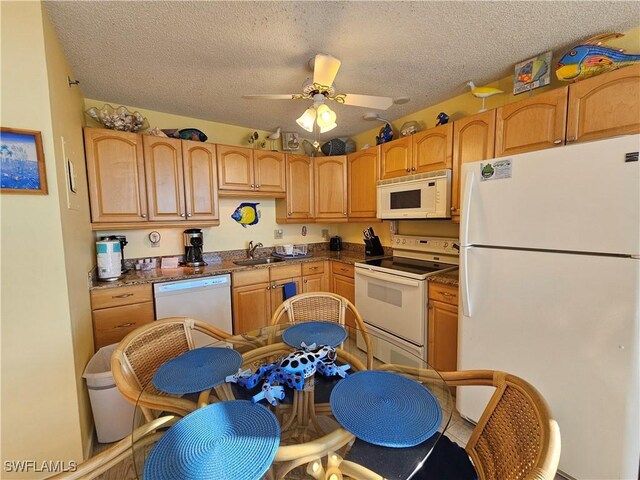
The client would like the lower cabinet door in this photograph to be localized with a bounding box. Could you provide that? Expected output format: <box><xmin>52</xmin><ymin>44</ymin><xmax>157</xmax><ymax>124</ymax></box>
<box><xmin>332</xmin><ymin>273</ymin><xmax>355</xmax><ymax>330</ymax></box>
<box><xmin>232</xmin><ymin>282</ymin><xmax>271</xmax><ymax>334</ymax></box>
<box><xmin>270</xmin><ymin>278</ymin><xmax>302</xmax><ymax>317</ymax></box>
<box><xmin>302</xmin><ymin>273</ymin><xmax>325</xmax><ymax>293</ymax></box>
<box><xmin>92</xmin><ymin>301</ymin><xmax>155</xmax><ymax>349</ymax></box>
<box><xmin>427</xmin><ymin>300</ymin><xmax>458</xmax><ymax>372</ymax></box>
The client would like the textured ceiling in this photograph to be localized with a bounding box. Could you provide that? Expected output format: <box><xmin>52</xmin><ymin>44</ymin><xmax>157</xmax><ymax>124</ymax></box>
<box><xmin>44</xmin><ymin>1</ymin><xmax>640</xmax><ymax>138</ymax></box>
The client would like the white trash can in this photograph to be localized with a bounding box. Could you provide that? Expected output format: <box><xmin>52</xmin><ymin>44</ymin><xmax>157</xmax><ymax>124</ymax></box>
<box><xmin>83</xmin><ymin>344</ymin><xmax>137</xmax><ymax>443</ymax></box>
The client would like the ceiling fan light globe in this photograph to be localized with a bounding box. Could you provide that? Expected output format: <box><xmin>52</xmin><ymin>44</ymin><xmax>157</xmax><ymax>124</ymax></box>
<box><xmin>316</xmin><ymin>104</ymin><xmax>337</xmax><ymax>127</ymax></box>
<box><xmin>319</xmin><ymin>122</ymin><xmax>337</xmax><ymax>133</ymax></box>
<box><xmin>296</xmin><ymin>107</ymin><xmax>317</xmax><ymax>132</ymax></box>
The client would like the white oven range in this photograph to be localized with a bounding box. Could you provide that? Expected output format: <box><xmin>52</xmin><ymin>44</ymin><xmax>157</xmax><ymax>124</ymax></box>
<box><xmin>355</xmin><ymin>235</ymin><xmax>459</xmax><ymax>366</ymax></box>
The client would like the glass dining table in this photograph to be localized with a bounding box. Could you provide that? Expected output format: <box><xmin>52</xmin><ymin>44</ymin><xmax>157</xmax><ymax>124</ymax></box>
<box><xmin>131</xmin><ymin>323</ymin><xmax>454</xmax><ymax>480</ymax></box>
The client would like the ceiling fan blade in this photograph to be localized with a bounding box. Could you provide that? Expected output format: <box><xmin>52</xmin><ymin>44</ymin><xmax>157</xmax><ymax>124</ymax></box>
<box><xmin>313</xmin><ymin>54</ymin><xmax>341</xmax><ymax>87</ymax></box>
<box><xmin>242</xmin><ymin>94</ymin><xmax>300</xmax><ymax>100</ymax></box>
<box><xmin>340</xmin><ymin>94</ymin><xmax>394</xmax><ymax>110</ymax></box>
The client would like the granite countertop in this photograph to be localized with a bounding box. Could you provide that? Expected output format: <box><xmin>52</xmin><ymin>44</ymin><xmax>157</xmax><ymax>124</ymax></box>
<box><xmin>90</xmin><ymin>249</ymin><xmax>369</xmax><ymax>290</ymax></box>
<box><xmin>428</xmin><ymin>268</ymin><xmax>459</xmax><ymax>287</ymax></box>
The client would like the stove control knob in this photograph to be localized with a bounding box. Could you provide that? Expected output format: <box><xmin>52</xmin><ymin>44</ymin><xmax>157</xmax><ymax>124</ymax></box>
<box><xmin>402</xmin><ymin>239</ymin><xmax>406</xmax><ymax>244</ymax></box>
<box><xmin>443</xmin><ymin>241</ymin><xmax>448</xmax><ymax>248</ymax></box>
<box><xmin>396</xmin><ymin>238</ymin><xmax>400</xmax><ymax>244</ymax></box>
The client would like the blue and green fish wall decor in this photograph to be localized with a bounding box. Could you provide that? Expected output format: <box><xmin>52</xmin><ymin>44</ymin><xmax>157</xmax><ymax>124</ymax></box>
<box><xmin>231</xmin><ymin>202</ymin><xmax>260</xmax><ymax>228</ymax></box>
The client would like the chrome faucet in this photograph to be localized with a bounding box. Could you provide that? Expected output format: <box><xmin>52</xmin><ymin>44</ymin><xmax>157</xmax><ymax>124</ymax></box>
<box><xmin>248</xmin><ymin>241</ymin><xmax>263</xmax><ymax>259</ymax></box>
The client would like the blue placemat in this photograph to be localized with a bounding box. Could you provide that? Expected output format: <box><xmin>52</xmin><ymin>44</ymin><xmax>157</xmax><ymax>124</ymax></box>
<box><xmin>152</xmin><ymin>347</ymin><xmax>242</xmax><ymax>394</ymax></box>
<box><xmin>330</xmin><ymin>370</ymin><xmax>442</xmax><ymax>448</ymax></box>
<box><xmin>144</xmin><ymin>400</ymin><xmax>280</xmax><ymax>480</ymax></box>
<box><xmin>282</xmin><ymin>321</ymin><xmax>348</xmax><ymax>348</ymax></box>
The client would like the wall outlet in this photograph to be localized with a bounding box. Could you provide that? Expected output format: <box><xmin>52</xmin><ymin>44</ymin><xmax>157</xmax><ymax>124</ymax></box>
<box><xmin>274</xmin><ymin>229</ymin><xmax>283</xmax><ymax>239</ymax></box>
<box><xmin>321</xmin><ymin>229</ymin><xmax>329</xmax><ymax>239</ymax></box>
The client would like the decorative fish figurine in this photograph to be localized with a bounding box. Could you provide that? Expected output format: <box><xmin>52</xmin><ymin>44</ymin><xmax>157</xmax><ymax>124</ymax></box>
<box><xmin>231</xmin><ymin>202</ymin><xmax>260</xmax><ymax>228</ymax></box>
<box><xmin>556</xmin><ymin>33</ymin><xmax>640</xmax><ymax>82</ymax></box>
<box><xmin>436</xmin><ymin>112</ymin><xmax>449</xmax><ymax>126</ymax></box>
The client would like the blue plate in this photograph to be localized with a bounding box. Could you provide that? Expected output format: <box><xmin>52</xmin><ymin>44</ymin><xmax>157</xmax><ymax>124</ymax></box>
<box><xmin>152</xmin><ymin>347</ymin><xmax>242</xmax><ymax>394</ymax></box>
<box><xmin>144</xmin><ymin>400</ymin><xmax>280</xmax><ymax>480</ymax></box>
<box><xmin>330</xmin><ymin>370</ymin><xmax>442</xmax><ymax>448</ymax></box>
<box><xmin>282</xmin><ymin>321</ymin><xmax>348</xmax><ymax>348</ymax></box>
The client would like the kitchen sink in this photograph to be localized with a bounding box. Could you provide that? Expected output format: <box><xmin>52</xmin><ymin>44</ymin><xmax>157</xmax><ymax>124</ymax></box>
<box><xmin>233</xmin><ymin>257</ymin><xmax>285</xmax><ymax>266</ymax></box>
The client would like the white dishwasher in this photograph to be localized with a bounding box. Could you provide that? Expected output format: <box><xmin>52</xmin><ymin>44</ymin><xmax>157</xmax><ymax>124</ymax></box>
<box><xmin>154</xmin><ymin>274</ymin><xmax>232</xmax><ymax>347</ymax></box>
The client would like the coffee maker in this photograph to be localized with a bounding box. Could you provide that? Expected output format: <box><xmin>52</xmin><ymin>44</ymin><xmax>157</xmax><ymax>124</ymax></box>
<box><xmin>184</xmin><ymin>229</ymin><xmax>206</xmax><ymax>266</ymax></box>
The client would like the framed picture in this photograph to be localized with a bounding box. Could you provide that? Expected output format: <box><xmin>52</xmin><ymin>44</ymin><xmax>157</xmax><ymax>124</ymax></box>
<box><xmin>281</xmin><ymin>132</ymin><xmax>299</xmax><ymax>151</ymax></box>
<box><xmin>513</xmin><ymin>51</ymin><xmax>552</xmax><ymax>95</ymax></box>
<box><xmin>1</xmin><ymin>127</ymin><xmax>48</xmax><ymax>194</ymax></box>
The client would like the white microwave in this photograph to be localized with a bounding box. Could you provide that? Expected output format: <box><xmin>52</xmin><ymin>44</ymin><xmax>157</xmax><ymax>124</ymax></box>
<box><xmin>377</xmin><ymin>170</ymin><xmax>451</xmax><ymax>219</ymax></box>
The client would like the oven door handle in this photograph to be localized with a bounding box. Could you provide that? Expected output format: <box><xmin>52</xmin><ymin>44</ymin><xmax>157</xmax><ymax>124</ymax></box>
<box><xmin>355</xmin><ymin>268</ymin><xmax>422</xmax><ymax>287</ymax></box>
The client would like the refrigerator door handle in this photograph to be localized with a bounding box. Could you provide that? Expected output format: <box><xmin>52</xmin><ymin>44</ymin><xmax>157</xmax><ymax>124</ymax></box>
<box><xmin>461</xmin><ymin>171</ymin><xmax>475</xmax><ymax>247</ymax></box>
<box><xmin>461</xmin><ymin>246</ymin><xmax>472</xmax><ymax>317</ymax></box>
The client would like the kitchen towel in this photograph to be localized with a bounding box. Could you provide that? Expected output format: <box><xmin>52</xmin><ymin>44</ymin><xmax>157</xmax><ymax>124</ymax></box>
<box><xmin>283</xmin><ymin>282</ymin><xmax>297</xmax><ymax>300</ymax></box>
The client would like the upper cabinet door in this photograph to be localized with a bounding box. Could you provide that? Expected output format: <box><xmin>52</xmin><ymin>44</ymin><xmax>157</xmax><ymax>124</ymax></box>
<box><xmin>84</xmin><ymin>128</ymin><xmax>148</xmax><ymax>223</ymax></box>
<box><xmin>182</xmin><ymin>141</ymin><xmax>218</xmax><ymax>221</ymax></box>
<box><xmin>567</xmin><ymin>64</ymin><xmax>640</xmax><ymax>144</ymax></box>
<box><xmin>380</xmin><ymin>136</ymin><xmax>413</xmax><ymax>179</ymax></box>
<box><xmin>495</xmin><ymin>87</ymin><xmax>568</xmax><ymax>157</ymax></box>
<box><xmin>216</xmin><ymin>145</ymin><xmax>254</xmax><ymax>191</ymax></box>
<box><xmin>412</xmin><ymin>123</ymin><xmax>453</xmax><ymax>173</ymax></box>
<box><xmin>314</xmin><ymin>155</ymin><xmax>347</xmax><ymax>221</ymax></box>
<box><xmin>451</xmin><ymin>110</ymin><xmax>496</xmax><ymax>221</ymax></box>
<box><xmin>254</xmin><ymin>151</ymin><xmax>286</xmax><ymax>193</ymax></box>
<box><xmin>143</xmin><ymin>136</ymin><xmax>185</xmax><ymax>221</ymax></box>
<box><xmin>347</xmin><ymin>145</ymin><xmax>379</xmax><ymax>219</ymax></box>
<box><xmin>285</xmin><ymin>154</ymin><xmax>314</xmax><ymax>220</ymax></box>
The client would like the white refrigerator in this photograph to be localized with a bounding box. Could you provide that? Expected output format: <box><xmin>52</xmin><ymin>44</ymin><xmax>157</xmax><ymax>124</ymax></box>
<box><xmin>458</xmin><ymin>135</ymin><xmax>640</xmax><ymax>480</ymax></box>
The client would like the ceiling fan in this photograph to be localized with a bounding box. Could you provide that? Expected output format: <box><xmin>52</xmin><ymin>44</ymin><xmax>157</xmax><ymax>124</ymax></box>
<box><xmin>243</xmin><ymin>54</ymin><xmax>394</xmax><ymax>133</ymax></box>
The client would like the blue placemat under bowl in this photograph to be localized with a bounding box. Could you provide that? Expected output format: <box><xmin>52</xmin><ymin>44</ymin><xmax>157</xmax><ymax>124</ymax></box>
<box><xmin>152</xmin><ymin>347</ymin><xmax>242</xmax><ymax>394</ymax></box>
<box><xmin>330</xmin><ymin>370</ymin><xmax>442</xmax><ymax>448</ymax></box>
<box><xmin>144</xmin><ymin>400</ymin><xmax>280</xmax><ymax>480</ymax></box>
<box><xmin>282</xmin><ymin>321</ymin><xmax>348</xmax><ymax>348</ymax></box>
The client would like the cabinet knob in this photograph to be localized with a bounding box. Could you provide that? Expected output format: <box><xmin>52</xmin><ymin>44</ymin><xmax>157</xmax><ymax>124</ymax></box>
<box><xmin>451</xmin><ymin>207</ymin><xmax>455</xmax><ymax>212</ymax></box>
<box><xmin>187</xmin><ymin>212</ymin><xmax>192</xmax><ymax>217</ymax></box>
<box><xmin>288</xmin><ymin>212</ymin><xmax>292</xmax><ymax>216</ymax></box>
<box><xmin>304</xmin><ymin>279</ymin><xmax>307</xmax><ymax>283</ymax></box>
<box><xmin>180</xmin><ymin>213</ymin><xmax>185</xmax><ymax>217</ymax></box>
<box><xmin>406</xmin><ymin>168</ymin><xmax>411</xmax><ymax>173</ymax></box>
<box><xmin>256</xmin><ymin>184</ymin><xmax>260</xmax><ymax>189</ymax></box>
<box><xmin>411</xmin><ymin>166</ymin><xmax>416</xmax><ymax>171</ymax></box>
<box><xmin>266</xmin><ymin>286</ymin><xmax>271</xmax><ymax>290</ymax></box>
<box><xmin>567</xmin><ymin>136</ymin><xmax>576</xmax><ymax>143</ymax></box>
<box><xmin>251</xmin><ymin>184</ymin><xmax>255</xmax><ymax>189</ymax></box>
<box><xmin>343</xmin><ymin>212</ymin><xmax>347</xmax><ymax>215</ymax></box>
<box><xmin>141</xmin><ymin>213</ymin><xmax>147</xmax><ymax>218</ymax></box>
<box><xmin>553</xmin><ymin>139</ymin><xmax>563</xmax><ymax>144</ymax></box>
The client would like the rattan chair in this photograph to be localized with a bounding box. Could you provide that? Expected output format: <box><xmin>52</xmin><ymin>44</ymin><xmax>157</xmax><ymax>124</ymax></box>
<box><xmin>45</xmin><ymin>416</ymin><xmax>177</xmax><ymax>480</ymax></box>
<box><xmin>270</xmin><ymin>292</ymin><xmax>373</xmax><ymax>369</ymax></box>
<box><xmin>111</xmin><ymin>317</ymin><xmax>231</xmax><ymax>421</ymax></box>
<box><xmin>378</xmin><ymin>367</ymin><xmax>561</xmax><ymax>480</ymax></box>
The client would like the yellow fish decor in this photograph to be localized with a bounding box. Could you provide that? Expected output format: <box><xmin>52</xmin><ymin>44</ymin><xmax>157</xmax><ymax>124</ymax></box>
<box><xmin>231</xmin><ymin>202</ymin><xmax>260</xmax><ymax>228</ymax></box>
<box><xmin>556</xmin><ymin>33</ymin><xmax>640</xmax><ymax>82</ymax></box>
<box><xmin>466</xmin><ymin>81</ymin><xmax>503</xmax><ymax>112</ymax></box>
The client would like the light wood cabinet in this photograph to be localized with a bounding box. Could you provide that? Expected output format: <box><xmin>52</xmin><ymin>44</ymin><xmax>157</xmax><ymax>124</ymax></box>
<box><xmin>380</xmin><ymin>136</ymin><xmax>412</xmax><ymax>179</ymax></box>
<box><xmin>143</xmin><ymin>136</ymin><xmax>186</xmax><ymax>221</ymax></box>
<box><xmin>84</xmin><ymin>128</ymin><xmax>148</xmax><ymax>223</ymax></box>
<box><xmin>347</xmin><ymin>145</ymin><xmax>379</xmax><ymax>220</ymax></box>
<box><xmin>182</xmin><ymin>141</ymin><xmax>219</xmax><ymax>221</ymax></box>
<box><xmin>331</xmin><ymin>261</ymin><xmax>356</xmax><ymax>330</ymax></box>
<box><xmin>302</xmin><ymin>261</ymin><xmax>329</xmax><ymax>293</ymax></box>
<box><xmin>427</xmin><ymin>282</ymin><xmax>458</xmax><ymax>372</ymax></box>
<box><xmin>276</xmin><ymin>154</ymin><xmax>314</xmax><ymax>223</ymax></box>
<box><xmin>496</xmin><ymin>87</ymin><xmax>568</xmax><ymax>157</ymax></box>
<box><xmin>254</xmin><ymin>151</ymin><xmax>286</xmax><ymax>193</ymax></box>
<box><xmin>144</xmin><ymin>137</ymin><xmax>219</xmax><ymax>222</ymax></box>
<box><xmin>451</xmin><ymin>110</ymin><xmax>496</xmax><ymax>222</ymax></box>
<box><xmin>567</xmin><ymin>64</ymin><xmax>640</xmax><ymax>144</ymax></box>
<box><xmin>314</xmin><ymin>155</ymin><xmax>347</xmax><ymax>222</ymax></box>
<box><xmin>90</xmin><ymin>284</ymin><xmax>154</xmax><ymax>350</ymax></box>
<box><xmin>412</xmin><ymin>123</ymin><xmax>453</xmax><ymax>173</ymax></box>
<box><xmin>269</xmin><ymin>264</ymin><xmax>302</xmax><ymax>317</ymax></box>
<box><xmin>217</xmin><ymin>145</ymin><xmax>285</xmax><ymax>196</ymax></box>
<box><xmin>232</xmin><ymin>282</ymin><xmax>272</xmax><ymax>334</ymax></box>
